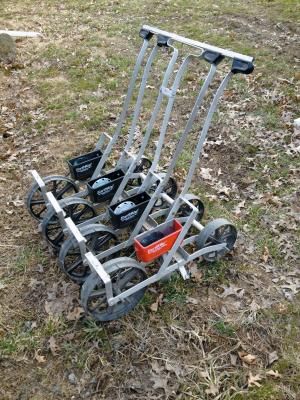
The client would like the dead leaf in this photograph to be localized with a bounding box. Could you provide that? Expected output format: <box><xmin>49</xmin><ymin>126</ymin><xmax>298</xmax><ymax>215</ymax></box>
<box><xmin>165</xmin><ymin>362</ymin><xmax>184</xmax><ymax>378</ymax></box>
<box><xmin>34</xmin><ymin>350</ymin><xmax>46</xmax><ymax>363</ymax></box>
<box><xmin>248</xmin><ymin>372</ymin><xmax>262</xmax><ymax>387</ymax></box>
<box><xmin>266</xmin><ymin>370</ymin><xmax>282</xmax><ymax>379</ymax></box>
<box><xmin>233</xmin><ymin>200</ymin><xmax>246</xmax><ymax>216</ymax></box>
<box><xmin>151</xmin><ymin>360</ymin><xmax>164</xmax><ymax>374</ymax></box>
<box><xmin>261</xmin><ymin>246</ymin><xmax>270</xmax><ymax>263</ymax></box>
<box><xmin>150</xmin><ymin>373</ymin><xmax>169</xmax><ymax>394</ymax></box>
<box><xmin>66</xmin><ymin>306</ymin><xmax>84</xmax><ymax>321</ymax></box>
<box><xmin>238</xmin><ymin>351</ymin><xmax>257</xmax><ymax>365</ymax></box>
<box><xmin>268</xmin><ymin>351</ymin><xmax>279</xmax><ymax>366</ymax></box>
<box><xmin>230</xmin><ymin>354</ymin><xmax>238</xmax><ymax>366</ymax></box>
<box><xmin>199</xmin><ymin>167</ymin><xmax>213</xmax><ymax>180</ymax></box>
<box><xmin>205</xmin><ymin>383</ymin><xmax>219</xmax><ymax>395</ymax></box>
<box><xmin>186</xmin><ymin>296</ymin><xmax>199</xmax><ymax>305</ymax></box>
<box><xmin>48</xmin><ymin>336</ymin><xmax>59</xmax><ymax>356</ymax></box>
<box><xmin>188</xmin><ymin>262</ymin><xmax>203</xmax><ymax>283</ymax></box>
<box><xmin>150</xmin><ymin>294</ymin><xmax>164</xmax><ymax>312</ymax></box>
<box><xmin>220</xmin><ymin>285</ymin><xmax>245</xmax><ymax>299</ymax></box>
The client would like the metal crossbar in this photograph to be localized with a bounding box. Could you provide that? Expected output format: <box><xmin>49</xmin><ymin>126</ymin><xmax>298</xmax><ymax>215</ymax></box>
<box><xmin>143</xmin><ymin>25</ymin><xmax>254</xmax><ymax>63</ymax></box>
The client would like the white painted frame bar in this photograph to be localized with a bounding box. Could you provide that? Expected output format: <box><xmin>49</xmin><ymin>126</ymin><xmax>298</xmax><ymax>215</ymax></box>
<box><xmin>65</xmin><ymin>217</ymin><xmax>86</xmax><ymax>258</ymax></box>
<box><xmin>85</xmin><ymin>252</ymin><xmax>113</xmax><ymax>302</ymax></box>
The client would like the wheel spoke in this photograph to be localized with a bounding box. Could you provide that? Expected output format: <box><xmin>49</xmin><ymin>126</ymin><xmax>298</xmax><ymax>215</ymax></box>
<box><xmin>72</xmin><ymin>205</ymin><xmax>91</xmax><ymax>221</ymax></box>
<box><xmin>56</xmin><ymin>182</ymin><xmax>74</xmax><ymax>199</ymax></box>
<box><xmin>89</xmin><ymin>288</ymin><xmax>106</xmax><ymax>298</ymax></box>
<box><xmin>35</xmin><ymin>205</ymin><xmax>47</xmax><ymax>217</ymax></box>
<box><xmin>66</xmin><ymin>257</ymin><xmax>83</xmax><ymax>273</ymax></box>
<box><xmin>51</xmin><ymin>231</ymin><xmax>64</xmax><ymax>245</ymax></box>
<box><xmin>46</xmin><ymin>224</ymin><xmax>61</xmax><ymax>232</ymax></box>
<box><xmin>30</xmin><ymin>199</ymin><xmax>45</xmax><ymax>205</ymax></box>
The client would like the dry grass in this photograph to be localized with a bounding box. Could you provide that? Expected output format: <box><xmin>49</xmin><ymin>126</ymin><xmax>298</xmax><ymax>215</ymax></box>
<box><xmin>0</xmin><ymin>0</ymin><xmax>299</xmax><ymax>399</ymax></box>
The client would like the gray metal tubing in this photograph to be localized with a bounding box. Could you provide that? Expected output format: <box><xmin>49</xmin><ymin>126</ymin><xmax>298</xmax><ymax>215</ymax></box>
<box><xmin>117</xmin><ymin>45</ymin><xmax>159</xmax><ymax>169</ymax></box>
<box><xmin>91</xmin><ymin>39</ymin><xmax>150</xmax><ymax>179</ymax></box>
<box><xmin>166</xmin><ymin>71</ymin><xmax>233</xmax><ymax>220</ymax></box>
<box><xmin>143</xmin><ymin>25</ymin><xmax>254</xmax><ymax>63</ymax></box>
<box><xmin>139</xmin><ymin>52</ymin><xmax>201</xmax><ymax>192</ymax></box>
<box><xmin>111</xmin><ymin>45</ymin><xmax>179</xmax><ymax>203</ymax></box>
<box><xmin>107</xmin><ymin>242</ymin><xmax>227</xmax><ymax>306</ymax></box>
<box><xmin>183</xmin><ymin>71</ymin><xmax>233</xmax><ymax>194</ymax></box>
<box><xmin>150</xmin><ymin>54</ymin><xmax>202</xmax><ymax>171</ymax></box>
<box><xmin>130</xmin><ymin>58</ymin><xmax>220</xmax><ymax>239</ymax></box>
<box><xmin>145</xmin><ymin>61</ymin><xmax>217</xmax><ymax>192</ymax></box>
<box><xmin>159</xmin><ymin>200</ymin><xmax>198</xmax><ymax>274</ymax></box>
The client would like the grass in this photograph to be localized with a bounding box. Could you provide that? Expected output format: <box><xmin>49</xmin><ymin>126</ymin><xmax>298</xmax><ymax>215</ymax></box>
<box><xmin>0</xmin><ymin>0</ymin><xmax>299</xmax><ymax>398</ymax></box>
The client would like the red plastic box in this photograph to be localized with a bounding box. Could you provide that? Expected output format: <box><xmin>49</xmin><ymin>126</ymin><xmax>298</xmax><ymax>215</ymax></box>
<box><xmin>134</xmin><ymin>219</ymin><xmax>183</xmax><ymax>263</ymax></box>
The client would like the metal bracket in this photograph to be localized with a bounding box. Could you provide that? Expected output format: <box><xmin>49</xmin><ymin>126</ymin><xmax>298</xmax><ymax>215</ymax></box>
<box><xmin>85</xmin><ymin>252</ymin><xmax>113</xmax><ymax>303</ymax></box>
<box><xmin>46</xmin><ymin>192</ymin><xmax>66</xmax><ymax>228</ymax></box>
<box><xmin>65</xmin><ymin>217</ymin><xmax>87</xmax><ymax>258</ymax></box>
<box><xmin>30</xmin><ymin>170</ymin><xmax>47</xmax><ymax>200</ymax></box>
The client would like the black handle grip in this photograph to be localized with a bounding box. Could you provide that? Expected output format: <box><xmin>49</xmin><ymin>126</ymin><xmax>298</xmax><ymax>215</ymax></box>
<box><xmin>231</xmin><ymin>58</ymin><xmax>255</xmax><ymax>75</ymax></box>
<box><xmin>202</xmin><ymin>50</ymin><xmax>224</xmax><ymax>65</ymax></box>
<box><xmin>139</xmin><ymin>28</ymin><xmax>153</xmax><ymax>41</ymax></box>
<box><xmin>157</xmin><ymin>34</ymin><xmax>170</xmax><ymax>47</ymax></box>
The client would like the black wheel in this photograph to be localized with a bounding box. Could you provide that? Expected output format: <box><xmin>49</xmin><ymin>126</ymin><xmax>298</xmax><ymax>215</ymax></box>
<box><xmin>41</xmin><ymin>198</ymin><xmax>96</xmax><ymax>250</ymax></box>
<box><xmin>59</xmin><ymin>225</ymin><xmax>119</xmax><ymax>284</ymax></box>
<box><xmin>148</xmin><ymin>176</ymin><xmax>178</xmax><ymax>207</ymax></box>
<box><xmin>81</xmin><ymin>257</ymin><xmax>147</xmax><ymax>322</ymax></box>
<box><xmin>196</xmin><ymin>218</ymin><xmax>237</xmax><ymax>262</ymax></box>
<box><xmin>26</xmin><ymin>175</ymin><xmax>79</xmax><ymax>222</ymax></box>
<box><xmin>127</xmin><ymin>157</ymin><xmax>152</xmax><ymax>188</ymax></box>
<box><xmin>177</xmin><ymin>194</ymin><xmax>205</xmax><ymax>221</ymax></box>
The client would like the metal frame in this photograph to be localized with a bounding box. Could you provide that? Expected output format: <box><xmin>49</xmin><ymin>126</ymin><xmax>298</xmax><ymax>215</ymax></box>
<box><xmin>27</xmin><ymin>25</ymin><xmax>254</xmax><ymax>319</ymax></box>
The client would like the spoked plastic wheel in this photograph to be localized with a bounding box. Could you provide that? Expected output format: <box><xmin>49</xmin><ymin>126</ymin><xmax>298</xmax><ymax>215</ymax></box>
<box><xmin>41</xmin><ymin>198</ymin><xmax>96</xmax><ymax>250</ymax></box>
<box><xmin>148</xmin><ymin>176</ymin><xmax>178</xmax><ymax>207</ymax></box>
<box><xmin>26</xmin><ymin>175</ymin><xmax>79</xmax><ymax>222</ymax></box>
<box><xmin>59</xmin><ymin>225</ymin><xmax>119</xmax><ymax>284</ymax></box>
<box><xmin>196</xmin><ymin>218</ymin><xmax>237</xmax><ymax>262</ymax></box>
<box><xmin>81</xmin><ymin>257</ymin><xmax>147</xmax><ymax>322</ymax></box>
<box><xmin>177</xmin><ymin>194</ymin><xmax>205</xmax><ymax>221</ymax></box>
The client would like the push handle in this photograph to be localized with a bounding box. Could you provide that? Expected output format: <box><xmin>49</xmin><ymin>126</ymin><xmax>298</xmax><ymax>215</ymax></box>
<box><xmin>142</xmin><ymin>25</ymin><xmax>254</xmax><ymax>63</ymax></box>
<box><xmin>231</xmin><ymin>58</ymin><xmax>255</xmax><ymax>75</ymax></box>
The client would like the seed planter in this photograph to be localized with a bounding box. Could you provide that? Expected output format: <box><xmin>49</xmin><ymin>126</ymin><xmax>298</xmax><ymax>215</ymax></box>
<box><xmin>134</xmin><ymin>219</ymin><xmax>183</xmax><ymax>262</ymax></box>
<box><xmin>87</xmin><ymin>169</ymin><xmax>125</xmax><ymax>203</ymax></box>
<box><xmin>67</xmin><ymin>150</ymin><xmax>103</xmax><ymax>180</ymax></box>
<box><xmin>109</xmin><ymin>192</ymin><xmax>151</xmax><ymax>229</ymax></box>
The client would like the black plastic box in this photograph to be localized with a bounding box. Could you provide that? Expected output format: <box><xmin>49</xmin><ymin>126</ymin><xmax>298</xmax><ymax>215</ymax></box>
<box><xmin>67</xmin><ymin>150</ymin><xmax>103</xmax><ymax>181</ymax></box>
<box><xmin>87</xmin><ymin>169</ymin><xmax>125</xmax><ymax>203</ymax></box>
<box><xmin>109</xmin><ymin>192</ymin><xmax>151</xmax><ymax>229</ymax></box>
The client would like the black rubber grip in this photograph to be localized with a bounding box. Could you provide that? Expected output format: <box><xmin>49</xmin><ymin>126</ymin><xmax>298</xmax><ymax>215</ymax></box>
<box><xmin>202</xmin><ymin>51</ymin><xmax>224</xmax><ymax>65</ymax></box>
<box><xmin>139</xmin><ymin>28</ymin><xmax>153</xmax><ymax>41</ymax></box>
<box><xmin>231</xmin><ymin>59</ymin><xmax>255</xmax><ymax>75</ymax></box>
<box><xmin>157</xmin><ymin>35</ymin><xmax>170</xmax><ymax>47</ymax></box>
